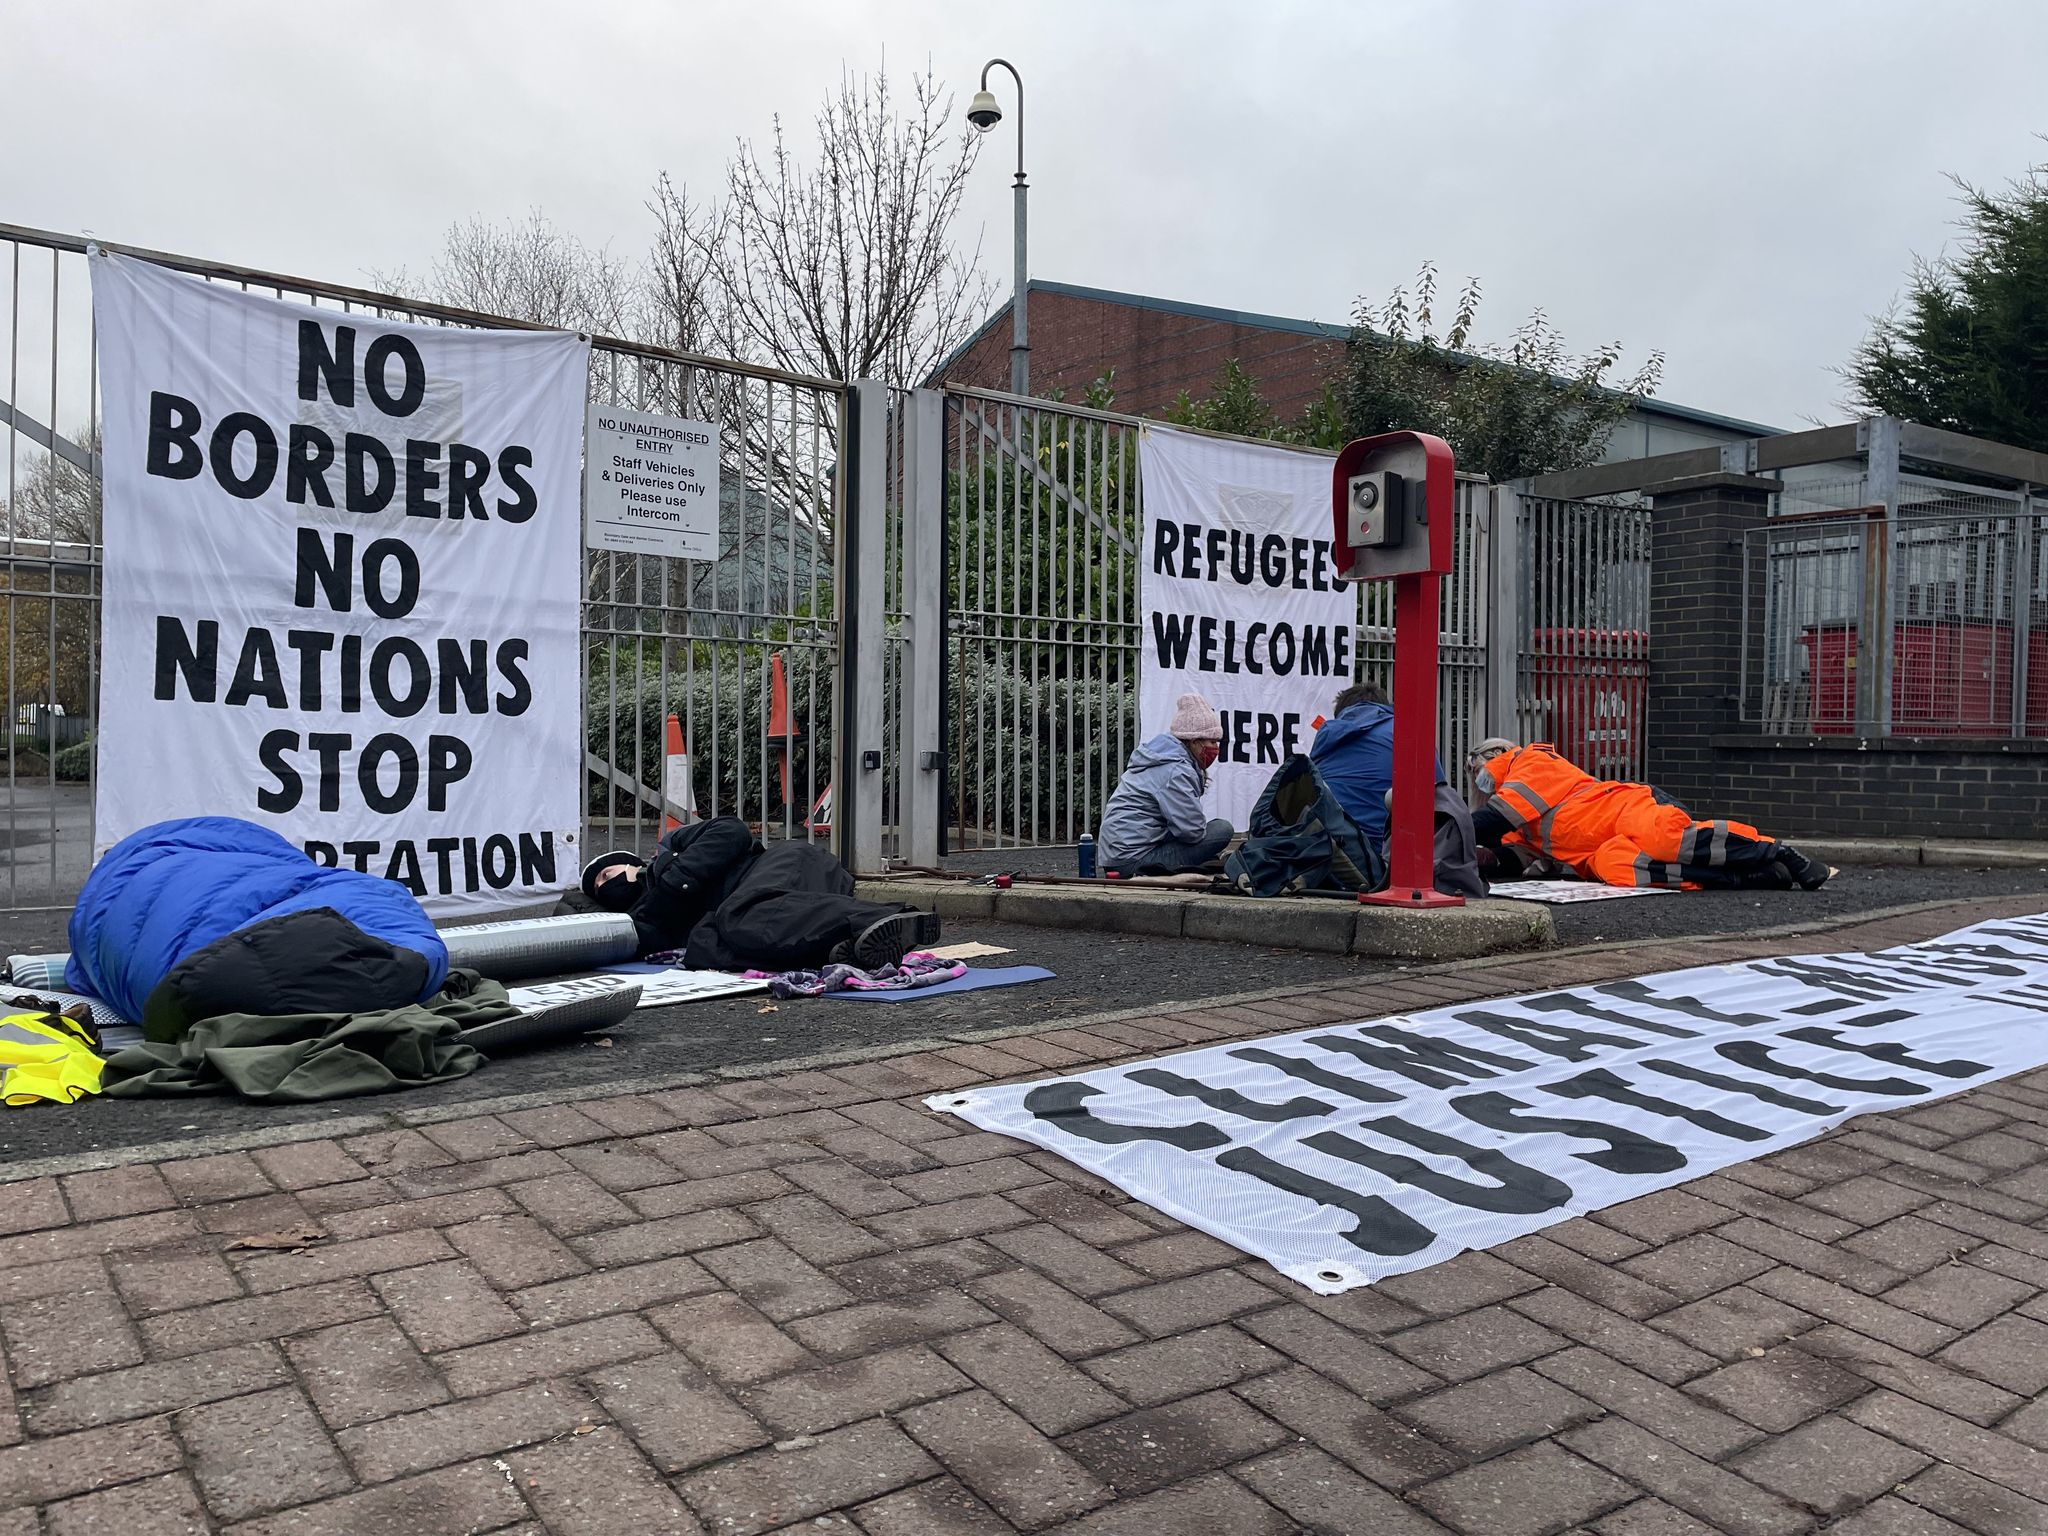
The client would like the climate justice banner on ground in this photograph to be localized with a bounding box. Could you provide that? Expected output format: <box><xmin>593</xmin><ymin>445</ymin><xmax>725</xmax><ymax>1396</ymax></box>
<box><xmin>935</xmin><ymin>912</ymin><xmax>2048</xmax><ymax>1293</ymax></box>
<box><xmin>90</xmin><ymin>252</ymin><xmax>589</xmax><ymax>914</ymax></box>
<box><xmin>1138</xmin><ymin>427</ymin><xmax>1356</xmax><ymax>828</ymax></box>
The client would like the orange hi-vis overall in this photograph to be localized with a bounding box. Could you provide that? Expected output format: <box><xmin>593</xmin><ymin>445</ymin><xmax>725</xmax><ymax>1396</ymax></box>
<box><xmin>1481</xmin><ymin>744</ymin><xmax>1781</xmax><ymax>889</ymax></box>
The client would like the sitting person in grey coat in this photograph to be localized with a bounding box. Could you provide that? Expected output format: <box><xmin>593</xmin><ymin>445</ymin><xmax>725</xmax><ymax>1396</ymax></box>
<box><xmin>1096</xmin><ymin>693</ymin><xmax>1234</xmax><ymax>876</ymax></box>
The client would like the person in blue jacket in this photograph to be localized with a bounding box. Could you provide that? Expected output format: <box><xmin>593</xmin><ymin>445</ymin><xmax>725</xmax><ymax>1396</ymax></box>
<box><xmin>1096</xmin><ymin>693</ymin><xmax>1234</xmax><ymax>876</ymax></box>
<box><xmin>1309</xmin><ymin>681</ymin><xmax>1447</xmax><ymax>843</ymax></box>
<box><xmin>66</xmin><ymin>817</ymin><xmax>449</xmax><ymax>1041</ymax></box>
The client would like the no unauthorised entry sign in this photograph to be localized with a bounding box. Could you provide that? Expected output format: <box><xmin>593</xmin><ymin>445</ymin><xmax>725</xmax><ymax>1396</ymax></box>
<box><xmin>584</xmin><ymin>403</ymin><xmax>721</xmax><ymax>561</ymax></box>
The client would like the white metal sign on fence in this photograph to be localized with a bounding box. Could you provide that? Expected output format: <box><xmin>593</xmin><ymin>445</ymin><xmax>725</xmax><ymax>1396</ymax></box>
<box><xmin>583</xmin><ymin>403</ymin><xmax>721</xmax><ymax>561</ymax></box>
<box><xmin>935</xmin><ymin>912</ymin><xmax>2048</xmax><ymax>1293</ymax></box>
<box><xmin>89</xmin><ymin>251</ymin><xmax>588</xmax><ymax>913</ymax></box>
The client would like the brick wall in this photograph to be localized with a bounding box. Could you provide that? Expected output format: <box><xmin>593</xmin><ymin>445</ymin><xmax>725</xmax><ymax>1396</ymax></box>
<box><xmin>943</xmin><ymin>289</ymin><xmax>1343</xmax><ymax>419</ymax></box>
<box><xmin>1646</xmin><ymin>473</ymin><xmax>2048</xmax><ymax>839</ymax></box>
<box><xmin>1696</xmin><ymin>735</ymin><xmax>2048</xmax><ymax>837</ymax></box>
<box><xmin>1645</xmin><ymin>475</ymin><xmax>1771</xmax><ymax>813</ymax></box>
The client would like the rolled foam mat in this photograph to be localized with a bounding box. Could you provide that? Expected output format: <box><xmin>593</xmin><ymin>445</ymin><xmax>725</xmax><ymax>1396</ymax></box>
<box><xmin>8</xmin><ymin>954</ymin><xmax>71</xmax><ymax>991</ymax></box>
<box><xmin>439</xmin><ymin>912</ymin><xmax>640</xmax><ymax>982</ymax></box>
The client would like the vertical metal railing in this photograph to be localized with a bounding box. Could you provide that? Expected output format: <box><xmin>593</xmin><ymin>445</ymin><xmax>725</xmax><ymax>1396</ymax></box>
<box><xmin>1511</xmin><ymin>495</ymin><xmax>1653</xmax><ymax>781</ymax></box>
<box><xmin>941</xmin><ymin>388</ymin><xmax>1142</xmax><ymax>851</ymax></box>
<box><xmin>1744</xmin><ymin>497</ymin><xmax>2048</xmax><ymax>738</ymax></box>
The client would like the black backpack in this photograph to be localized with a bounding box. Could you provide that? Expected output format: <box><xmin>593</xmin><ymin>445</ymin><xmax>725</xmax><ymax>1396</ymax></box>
<box><xmin>1223</xmin><ymin>756</ymin><xmax>1388</xmax><ymax>898</ymax></box>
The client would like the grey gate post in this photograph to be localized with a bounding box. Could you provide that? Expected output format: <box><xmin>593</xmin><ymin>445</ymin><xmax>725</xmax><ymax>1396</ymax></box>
<box><xmin>1860</xmin><ymin>415</ymin><xmax>1901</xmax><ymax>736</ymax></box>
<box><xmin>1487</xmin><ymin>485</ymin><xmax>1524</xmax><ymax>744</ymax></box>
<box><xmin>2012</xmin><ymin>487</ymin><xmax>2034</xmax><ymax>740</ymax></box>
<box><xmin>842</xmin><ymin>381</ymin><xmax>890</xmax><ymax>874</ymax></box>
<box><xmin>897</xmin><ymin>388</ymin><xmax>946</xmax><ymax>867</ymax></box>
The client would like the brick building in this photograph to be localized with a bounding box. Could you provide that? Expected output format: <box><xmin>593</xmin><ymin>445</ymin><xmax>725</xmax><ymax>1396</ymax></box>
<box><xmin>932</xmin><ymin>279</ymin><xmax>1777</xmax><ymax>465</ymax></box>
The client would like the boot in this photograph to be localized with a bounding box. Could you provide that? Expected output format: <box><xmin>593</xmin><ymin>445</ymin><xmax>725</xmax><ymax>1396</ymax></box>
<box><xmin>1773</xmin><ymin>845</ymin><xmax>1836</xmax><ymax>890</ymax></box>
<box><xmin>828</xmin><ymin>911</ymin><xmax>942</xmax><ymax>970</ymax></box>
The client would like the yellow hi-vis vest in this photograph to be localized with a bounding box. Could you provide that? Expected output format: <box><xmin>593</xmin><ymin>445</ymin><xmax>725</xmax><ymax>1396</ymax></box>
<box><xmin>0</xmin><ymin>1011</ymin><xmax>104</xmax><ymax>1107</ymax></box>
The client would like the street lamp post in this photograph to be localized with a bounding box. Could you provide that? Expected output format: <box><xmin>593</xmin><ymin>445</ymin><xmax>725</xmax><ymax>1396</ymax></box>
<box><xmin>966</xmin><ymin>59</ymin><xmax>1027</xmax><ymax>397</ymax></box>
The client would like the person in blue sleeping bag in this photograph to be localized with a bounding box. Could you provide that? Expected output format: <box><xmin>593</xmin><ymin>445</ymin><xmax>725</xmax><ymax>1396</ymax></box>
<box><xmin>66</xmin><ymin>817</ymin><xmax>449</xmax><ymax>1042</ymax></box>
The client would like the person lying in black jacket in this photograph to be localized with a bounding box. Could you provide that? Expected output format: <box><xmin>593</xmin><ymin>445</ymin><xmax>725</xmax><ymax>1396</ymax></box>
<box><xmin>579</xmin><ymin>817</ymin><xmax>938</xmax><ymax>973</ymax></box>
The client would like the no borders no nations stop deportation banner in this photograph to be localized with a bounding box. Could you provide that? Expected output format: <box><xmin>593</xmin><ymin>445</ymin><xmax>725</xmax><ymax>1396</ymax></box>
<box><xmin>1139</xmin><ymin>427</ymin><xmax>1355</xmax><ymax>828</ymax></box>
<box><xmin>90</xmin><ymin>252</ymin><xmax>590</xmax><ymax>914</ymax></box>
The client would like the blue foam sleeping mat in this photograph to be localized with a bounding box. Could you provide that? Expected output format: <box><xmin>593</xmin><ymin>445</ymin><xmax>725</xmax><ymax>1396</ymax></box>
<box><xmin>826</xmin><ymin>965</ymin><xmax>1055</xmax><ymax>1000</ymax></box>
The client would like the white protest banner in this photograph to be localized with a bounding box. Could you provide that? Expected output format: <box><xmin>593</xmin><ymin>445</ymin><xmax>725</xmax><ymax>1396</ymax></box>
<box><xmin>1139</xmin><ymin>427</ymin><xmax>1354</xmax><ymax>827</ymax></box>
<box><xmin>935</xmin><ymin>911</ymin><xmax>2048</xmax><ymax>1293</ymax></box>
<box><xmin>90</xmin><ymin>252</ymin><xmax>589</xmax><ymax>914</ymax></box>
<box><xmin>1485</xmin><ymin>881</ymin><xmax>1674</xmax><ymax>904</ymax></box>
<box><xmin>583</xmin><ymin>403</ymin><xmax>721</xmax><ymax>560</ymax></box>
<box><xmin>508</xmin><ymin>968</ymin><xmax>764</xmax><ymax>1011</ymax></box>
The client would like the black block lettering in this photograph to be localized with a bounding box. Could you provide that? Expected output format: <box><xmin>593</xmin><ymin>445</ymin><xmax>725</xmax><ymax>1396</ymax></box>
<box><xmin>145</xmin><ymin>392</ymin><xmax>203</xmax><ymax>480</ymax></box>
<box><xmin>363</xmin><ymin>333</ymin><xmax>425</xmax><ymax>417</ymax></box>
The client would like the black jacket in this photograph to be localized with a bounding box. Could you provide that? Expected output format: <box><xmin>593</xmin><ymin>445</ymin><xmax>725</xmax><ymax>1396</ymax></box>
<box><xmin>622</xmin><ymin>816</ymin><xmax>905</xmax><ymax>971</ymax></box>
<box><xmin>142</xmin><ymin>906</ymin><xmax>432</xmax><ymax>1044</ymax></box>
<box><xmin>626</xmin><ymin>817</ymin><xmax>763</xmax><ymax>955</ymax></box>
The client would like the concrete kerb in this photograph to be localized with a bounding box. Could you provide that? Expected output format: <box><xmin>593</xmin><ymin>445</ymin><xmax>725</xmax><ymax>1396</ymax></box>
<box><xmin>1802</xmin><ymin>836</ymin><xmax>2048</xmax><ymax>869</ymax></box>
<box><xmin>4</xmin><ymin>892</ymin><xmax>2038</xmax><ymax>1187</ymax></box>
<box><xmin>859</xmin><ymin>876</ymin><xmax>1557</xmax><ymax>961</ymax></box>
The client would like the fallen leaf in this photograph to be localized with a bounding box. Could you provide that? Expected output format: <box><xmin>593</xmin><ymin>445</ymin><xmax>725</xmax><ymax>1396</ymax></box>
<box><xmin>573</xmin><ymin>1422</ymin><xmax>599</xmax><ymax>1436</ymax></box>
<box><xmin>226</xmin><ymin>1225</ymin><xmax>328</xmax><ymax>1252</ymax></box>
<box><xmin>591</xmin><ymin>1037</ymin><xmax>613</xmax><ymax>1048</ymax></box>
<box><xmin>757</xmin><ymin>1003</ymin><xmax>779</xmax><ymax>1014</ymax></box>
<box><xmin>1746</xmin><ymin>1346</ymin><xmax>1767</xmax><ymax>1357</ymax></box>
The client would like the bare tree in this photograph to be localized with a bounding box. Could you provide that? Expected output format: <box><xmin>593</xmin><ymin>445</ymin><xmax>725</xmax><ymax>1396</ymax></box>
<box><xmin>4</xmin><ymin>427</ymin><xmax>102</xmax><ymax>546</ymax></box>
<box><xmin>383</xmin><ymin>209</ymin><xmax>640</xmax><ymax>336</ymax></box>
<box><xmin>682</xmin><ymin>66</ymin><xmax>995</xmax><ymax>385</ymax></box>
<box><xmin>401</xmin><ymin>66</ymin><xmax>994</xmax><ymax>389</ymax></box>
<box><xmin>644</xmin><ymin>173</ymin><xmax>723</xmax><ymax>360</ymax></box>
<box><xmin>0</xmin><ymin>430</ymin><xmax>103</xmax><ymax>724</ymax></box>
<box><xmin>392</xmin><ymin>66</ymin><xmax>995</xmax><ymax>637</ymax></box>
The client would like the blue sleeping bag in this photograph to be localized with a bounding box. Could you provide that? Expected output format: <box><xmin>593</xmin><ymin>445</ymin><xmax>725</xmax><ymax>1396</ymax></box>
<box><xmin>66</xmin><ymin>817</ymin><xmax>449</xmax><ymax>1025</ymax></box>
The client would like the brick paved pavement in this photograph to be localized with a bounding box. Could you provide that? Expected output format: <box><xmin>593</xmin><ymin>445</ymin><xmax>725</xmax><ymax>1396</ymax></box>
<box><xmin>5</xmin><ymin>897</ymin><xmax>2048</xmax><ymax>1534</ymax></box>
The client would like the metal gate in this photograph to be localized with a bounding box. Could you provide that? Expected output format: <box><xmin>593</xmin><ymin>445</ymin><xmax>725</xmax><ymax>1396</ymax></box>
<box><xmin>1508</xmin><ymin>493</ymin><xmax>1653</xmax><ymax>782</ymax></box>
<box><xmin>940</xmin><ymin>387</ymin><xmax>1141</xmax><ymax>854</ymax></box>
<box><xmin>924</xmin><ymin>387</ymin><xmax>1655</xmax><ymax>849</ymax></box>
<box><xmin>0</xmin><ymin>222</ymin><xmax>845</xmax><ymax>907</ymax></box>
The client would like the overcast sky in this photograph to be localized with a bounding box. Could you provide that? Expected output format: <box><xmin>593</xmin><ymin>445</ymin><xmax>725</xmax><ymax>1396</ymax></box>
<box><xmin>6</xmin><ymin>0</ymin><xmax>2045</xmax><ymax>429</ymax></box>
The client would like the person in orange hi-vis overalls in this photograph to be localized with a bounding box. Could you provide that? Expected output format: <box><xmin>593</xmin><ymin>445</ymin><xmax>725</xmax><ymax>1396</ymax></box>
<box><xmin>1464</xmin><ymin>740</ymin><xmax>1835</xmax><ymax>891</ymax></box>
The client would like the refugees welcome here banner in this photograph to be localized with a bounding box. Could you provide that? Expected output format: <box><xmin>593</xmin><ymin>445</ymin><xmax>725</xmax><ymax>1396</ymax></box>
<box><xmin>90</xmin><ymin>252</ymin><xmax>589</xmax><ymax>914</ymax></box>
<box><xmin>936</xmin><ymin>912</ymin><xmax>2048</xmax><ymax>1293</ymax></box>
<box><xmin>1139</xmin><ymin>427</ymin><xmax>1355</xmax><ymax>827</ymax></box>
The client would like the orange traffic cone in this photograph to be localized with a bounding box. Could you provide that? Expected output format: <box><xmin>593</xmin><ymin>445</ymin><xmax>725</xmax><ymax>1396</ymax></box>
<box><xmin>767</xmin><ymin>653</ymin><xmax>793</xmax><ymax>807</ymax></box>
<box><xmin>662</xmin><ymin>713</ymin><xmax>696</xmax><ymax>833</ymax></box>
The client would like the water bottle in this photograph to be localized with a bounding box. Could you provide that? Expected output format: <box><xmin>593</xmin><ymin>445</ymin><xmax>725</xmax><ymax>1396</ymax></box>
<box><xmin>1077</xmin><ymin>834</ymin><xmax>1097</xmax><ymax>879</ymax></box>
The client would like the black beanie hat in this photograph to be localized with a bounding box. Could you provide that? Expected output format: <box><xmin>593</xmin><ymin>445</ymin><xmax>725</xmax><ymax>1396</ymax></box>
<box><xmin>579</xmin><ymin>850</ymin><xmax>646</xmax><ymax>911</ymax></box>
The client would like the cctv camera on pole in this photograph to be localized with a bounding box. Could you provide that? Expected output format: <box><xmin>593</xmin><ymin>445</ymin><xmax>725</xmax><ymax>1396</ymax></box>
<box><xmin>1331</xmin><ymin>431</ymin><xmax>1462</xmax><ymax>909</ymax></box>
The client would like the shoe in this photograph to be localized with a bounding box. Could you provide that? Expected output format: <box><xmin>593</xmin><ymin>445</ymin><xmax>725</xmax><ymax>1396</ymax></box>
<box><xmin>845</xmin><ymin>910</ymin><xmax>942</xmax><ymax>971</ymax></box>
<box><xmin>1773</xmin><ymin>846</ymin><xmax>1835</xmax><ymax>890</ymax></box>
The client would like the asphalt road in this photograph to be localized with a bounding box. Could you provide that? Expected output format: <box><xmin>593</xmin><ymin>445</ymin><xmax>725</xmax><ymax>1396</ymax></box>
<box><xmin>5</xmin><ymin>862</ymin><xmax>2048</xmax><ymax>1166</ymax></box>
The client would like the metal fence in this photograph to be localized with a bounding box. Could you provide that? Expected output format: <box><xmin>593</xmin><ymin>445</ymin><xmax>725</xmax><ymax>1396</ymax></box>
<box><xmin>1353</xmin><ymin>479</ymin><xmax>1501</xmax><ymax>782</ymax></box>
<box><xmin>0</xmin><ymin>222</ymin><xmax>845</xmax><ymax>907</ymax></box>
<box><xmin>941</xmin><ymin>388</ymin><xmax>1141</xmax><ymax>852</ymax></box>
<box><xmin>1743</xmin><ymin>479</ymin><xmax>2046</xmax><ymax>737</ymax></box>
<box><xmin>929</xmin><ymin>388</ymin><xmax>1657</xmax><ymax>849</ymax></box>
<box><xmin>1509</xmin><ymin>495</ymin><xmax>1653</xmax><ymax>781</ymax></box>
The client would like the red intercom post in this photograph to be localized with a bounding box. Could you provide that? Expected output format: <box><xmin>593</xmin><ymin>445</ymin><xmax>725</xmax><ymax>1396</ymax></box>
<box><xmin>1330</xmin><ymin>431</ymin><xmax>1463</xmax><ymax>909</ymax></box>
